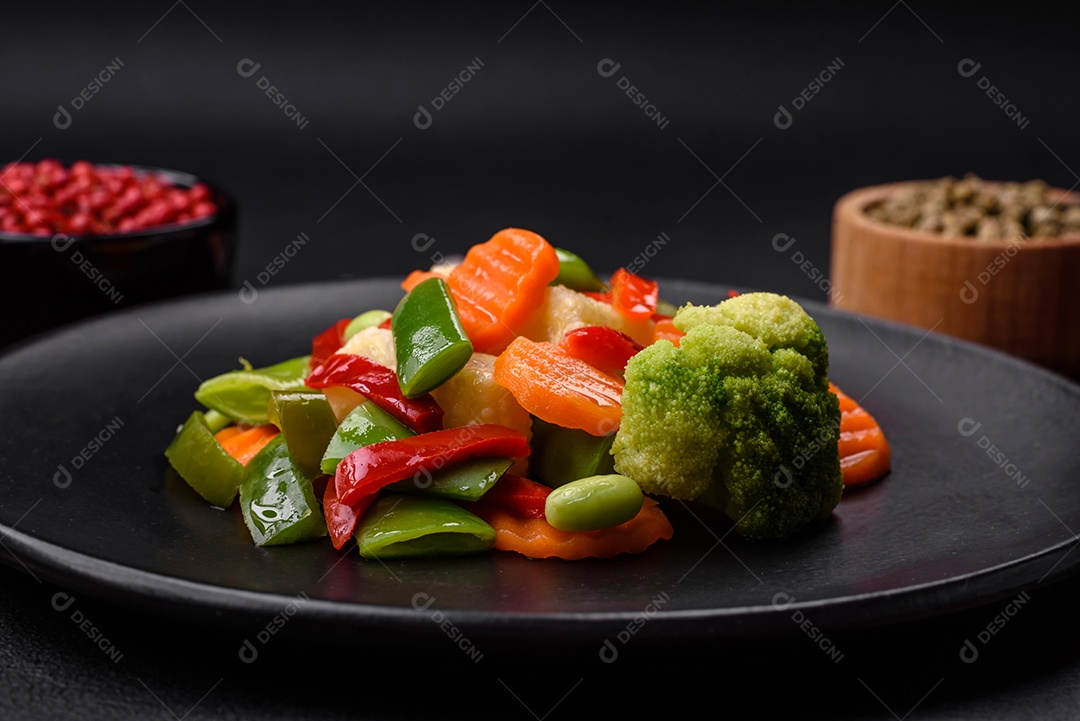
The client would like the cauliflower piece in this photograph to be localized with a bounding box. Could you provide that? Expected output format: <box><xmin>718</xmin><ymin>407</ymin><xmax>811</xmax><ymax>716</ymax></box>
<box><xmin>336</xmin><ymin>326</ymin><xmax>396</xmax><ymax>369</ymax></box>
<box><xmin>519</xmin><ymin>285</ymin><xmax>655</xmax><ymax>347</ymax></box>
<box><xmin>431</xmin><ymin>353</ymin><xmax>532</xmax><ymax>474</ymax></box>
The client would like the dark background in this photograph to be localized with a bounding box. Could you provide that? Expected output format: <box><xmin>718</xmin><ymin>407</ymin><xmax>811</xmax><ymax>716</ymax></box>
<box><xmin>6</xmin><ymin>2</ymin><xmax>1077</xmax><ymax>303</ymax></box>
<box><xmin>3</xmin><ymin>2</ymin><xmax>1080</xmax><ymax>718</ymax></box>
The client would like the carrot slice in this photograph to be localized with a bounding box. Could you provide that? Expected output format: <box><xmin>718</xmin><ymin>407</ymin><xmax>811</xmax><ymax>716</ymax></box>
<box><xmin>494</xmin><ymin>336</ymin><xmax>624</xmax><ymax>436</ymax></box>
<box><xmin>446</xmin><ymin>228</ymin><xmax>560</xmax><ymax>353</ymax></box>
<box><xmin>213</xmin><ymin>425</ymin><xmax>242</xmax><ymax>444</ymax></box>
<box><xmin>401</xmin><ymin>269</ymin><xmax>440</xmax><ymax>293</ymax></box>
<box><xmin>471</xmin><ymin>496</ymin><xmax>672</xmax><ymax>560</ymax></box>
<box><xmin>830</xmin><ymin>382</ymin><xmax>891</xmax><ymax>487</ymax></box>
<box><xmin>653</xmin><ymin>316</ymin><xmax>685</xmax><ymax>347</ymax></box>
<box><xmin>214</xmin><ymin>424</ymin><xmax>280</xmax><ymax>466</ymax></box>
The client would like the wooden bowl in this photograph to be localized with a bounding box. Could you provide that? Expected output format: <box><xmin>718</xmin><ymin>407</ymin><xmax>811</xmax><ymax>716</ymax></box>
<box><xmin>830</xmin><ymin>181</ymin><xmax>1080</xmax><ymax>377</ymax></box>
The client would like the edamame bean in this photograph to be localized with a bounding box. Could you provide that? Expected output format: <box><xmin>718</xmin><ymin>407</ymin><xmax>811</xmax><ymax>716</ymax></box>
<box><xmin>544</xmin><ymin>474</ymin><xmax>643</xmax><ymax>532</ymax></box>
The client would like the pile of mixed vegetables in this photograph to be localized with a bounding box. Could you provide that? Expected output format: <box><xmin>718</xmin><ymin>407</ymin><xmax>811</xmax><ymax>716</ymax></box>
<box><xmin>165</xmin><ymin>228</ymin><xmax>891</xmax><ymax>560</ymax></box>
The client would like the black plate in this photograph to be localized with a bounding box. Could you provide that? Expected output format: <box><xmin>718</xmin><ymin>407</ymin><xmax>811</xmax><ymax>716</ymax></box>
<box><xmin>1</xmin><ymin>279</ymin><xmax>1078</xmax><ymax>646</ymax></box>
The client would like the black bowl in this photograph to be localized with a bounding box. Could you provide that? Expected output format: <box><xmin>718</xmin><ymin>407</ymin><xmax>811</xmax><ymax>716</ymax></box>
<box><xmin>0</xmin><ymin>166</ymin><xmax>236</xmax><ymax>348</ymax></box>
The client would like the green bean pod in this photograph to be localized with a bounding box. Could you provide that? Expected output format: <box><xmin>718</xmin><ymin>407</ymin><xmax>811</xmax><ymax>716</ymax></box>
<box><xmin>195</xmin><ymin>355</ymin><xmax>311</xmax><ymax>424</ymax></box>
<box><xmin>388</xmin><ymin>457</ymin><xmax>514</xmax><ymax>501</ymax></box>
<box><xmin>552</xmin><ymin>248</ymin><xmax>606</xmax><ymax>292</ymax></box>
<box><xmin>355</xmin><ymin>494</ymin><xmax>495</xmax><ymax>559</ymax></box>
<box><xmin>392</xmin><ymin>277</ymin><xmax>473</xmax><ymax>398</ymax></box>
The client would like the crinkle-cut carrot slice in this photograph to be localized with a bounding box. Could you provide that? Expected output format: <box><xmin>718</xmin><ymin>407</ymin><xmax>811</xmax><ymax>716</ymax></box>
<box><xmin>446</xmin><ymin>228</ymin><xmax>560</xmax><ymax>354</ymax></box>
<box><xmin>472</xmin><ymin>496</ymin><xmax>672</xmax><ymax>560</ymax></box>
<box><xmin>214</xmin><ymin>424</ymin><xmax>279</xmax><ymax>466</ymax></box>
<box><xmin>830</xmin><ymin>382</ymin><xmax>891</xmax><ymax>487</ymax></box>
<box><xmin>494</xmin><ymin>336</ymin><xmax>623</xmax><ymax>437</ymax></box>
<box><xmin>401</xmin><ymin>269</ymin><xmax>440</xmax><ymax>293</ymax></box>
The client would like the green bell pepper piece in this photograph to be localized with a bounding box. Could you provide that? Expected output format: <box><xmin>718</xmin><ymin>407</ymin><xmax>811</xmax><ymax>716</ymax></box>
<box><xmin>388</xmin><ymin>457</ymin><xmax>513</xmax><ymax>501</ymax></box>
<box><xmin>239</xmin><ymin>435</ymin><xmax>326</xmax><ymax>546</ymax></box>
<box><xmin>392</xmin><ymin>277</ymin><xmax>473</xmax><ymax>398</ymax></box>
<box><xmin>320</xmin><ymin>400</ymin><xmax>414</xmax><ymax>475</ymax></box>
<box><xmin>195</xmin><ymin>355</ymin><xmax>311</xmax><ymax>424</ymax></box>
<box><xmin>552</xmin><ymin>248</ymin><xmax>606</xmax><ymax>292</ymax></box>
<box><xmin>165</xmin><ymin>411</ymin><xmax>246</xmax><ymax>508</ymax></box>
<box><xmin>355</xmin><ymin>494</ymin><xmax>495</xmax><ymax>559</ymax></box>
<box><xmin>530</xmin><ymin>417</ymin><xmax>616</xmax><ymax>488</ymax></box>
<box><xmin>343</xmin><ymin>309</ymin><xmax>392</xmax><ymax>341</ymax></box>
<box><xmin>269</xmin><ymin>391</ymin><xmax>339</xmax><ymax>479</ymax></box>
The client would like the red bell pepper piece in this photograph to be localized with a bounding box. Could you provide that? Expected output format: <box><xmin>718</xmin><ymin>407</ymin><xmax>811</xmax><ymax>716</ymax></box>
<box><xmin>323</xmin><ymin>476</ymin><xmax>377</xmax><ymax>549</ymax></box>
<box><xmin>560</xmin><ymin>326</ymin><xmax>644</xmax><ymax>375</ymax></box>
<box><xmin>469</xmin><ymin>473</ymin><xmax>550</xmax><ymax>519</ymax></box>
<box><xmin>378</xmin><ymin>316</ymin><xmax>393</xmax><ymax>330</ymax></box>
<box><xmin>610</xmin><ymin>268</ymin><xmax>658</xmax><ymax>320</ymax></box>
<box><xmin>583</xmin><ymin>291</ymin><xmax>612</xmax><ymax>304</ymax></box>
<box><xmin>335</xmin><ymin>424</ymin><xmax>529</xmax><ymax>506</ymax></box>
<box><xmin>309</xmin><ymin>318</ymin><xmax>352</xmax><ymax>372</ymax></box>
<box><xmin>307</xmin><ymin>354</ymin><xmax>444</xmax><ymax>434</ymax></box>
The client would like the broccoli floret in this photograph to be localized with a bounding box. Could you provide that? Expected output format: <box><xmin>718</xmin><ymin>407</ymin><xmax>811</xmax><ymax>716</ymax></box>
<box><xmin>611</xmin><ymin>292</ymin><xmax>841</xmax><ymax>540</ymax></box>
